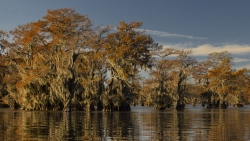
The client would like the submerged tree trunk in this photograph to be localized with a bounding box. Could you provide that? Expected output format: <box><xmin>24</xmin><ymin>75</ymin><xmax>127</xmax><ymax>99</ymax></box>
<box><xmin>64</xmin><ymin>77</ymin><xmax>74</xmax><ymax>112</ymax></box>
<box><xmin>218</xmin><ymin>94</ymin><xmax>228</xmax><ymax>109</ymax></box>
<box><xmin>101</xmin><ymin>77</ymin><xmax>132</xmax><ymax>111</ymax></box>
<box><xmin>232</xmin><ymin>95</ymin><xmax>244</xmax><ymax>107</ymax></box>
<box><xmin>97</xmin><ymin>101</ymin><xmax>103</xmax><ymax>111</ymax></box>
<box><xmin>176</xmin><ymin>70</ymin><xmax>186</xmax><ymax>111</ymax></box>
<box><xmin>176</xmin><ymin>99</ymin><xmax>185</xmax><ymax>110</ymax></box>
<box><xmin>85</xmin><ymin>102</ymin><xmax>95</xmax><ymax>111</ymax></box>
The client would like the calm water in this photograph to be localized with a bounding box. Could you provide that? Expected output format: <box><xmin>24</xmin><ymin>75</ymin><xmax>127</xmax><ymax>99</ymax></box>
<box><xmin>1</xmin><ymin>105</ymin><xmax>250</xmax><ymax>141</ymax></box>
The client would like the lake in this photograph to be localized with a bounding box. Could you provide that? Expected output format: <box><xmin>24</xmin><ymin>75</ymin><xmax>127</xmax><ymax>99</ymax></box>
<box><xmin>1</xmin><ymin>105</ymin><xmax>250</xmax><ymax>141</ymax></box>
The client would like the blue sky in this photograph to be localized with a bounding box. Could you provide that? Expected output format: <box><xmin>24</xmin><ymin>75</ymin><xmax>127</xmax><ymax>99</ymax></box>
<box><xmin>1</xmin><ymin>0</ymin><xmax>250</xmax><ymax>69</ymax></box>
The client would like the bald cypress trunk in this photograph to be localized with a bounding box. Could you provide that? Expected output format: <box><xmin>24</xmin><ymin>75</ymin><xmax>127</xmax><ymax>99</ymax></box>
<box><xmin>176</xmin><ymin>70</ymin><xmax>186</xmax><ymax>111</ymax></box>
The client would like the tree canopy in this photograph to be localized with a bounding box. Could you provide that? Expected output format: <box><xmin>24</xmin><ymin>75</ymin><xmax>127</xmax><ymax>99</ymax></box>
<box><xmin>0</xmin><ymin>8</ymin><xmax>249</xmax><ymax>111</ymax></box>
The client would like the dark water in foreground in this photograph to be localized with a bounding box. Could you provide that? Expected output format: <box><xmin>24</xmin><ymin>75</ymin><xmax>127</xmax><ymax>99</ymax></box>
<box><xmin>1</xmin><ymin>105</ymin><xmax>250</xmax><ymax>141</ymax></box>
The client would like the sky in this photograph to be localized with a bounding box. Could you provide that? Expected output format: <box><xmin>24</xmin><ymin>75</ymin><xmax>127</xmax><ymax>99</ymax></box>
<box><xmin>1</xmin><ymin>0</ymin><xmax>250</xmax><ymax>69</ymax></box>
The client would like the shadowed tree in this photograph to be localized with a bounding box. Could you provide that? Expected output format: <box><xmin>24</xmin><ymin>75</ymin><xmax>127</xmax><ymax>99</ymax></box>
<box><xmin>192</xmin><ymin>60</ymin><xmax>214</xmax><ymax>108</ymax></box>
<box><xmin>193</xmin><ymin>51</ymin><xmax>250</xmax><ymax>109</ymax></box>
<box><xmin>193</xmin><ymin>51</ymin><xmax>249</xmax><ymax>109</ymax></box>
<box><xmin>37</xmin><ymin>8</ymin><xmax>94</xmax><ymax>111</ymax></box>
<box><xmin>76</xmin><ymin>26</ymin><xmax>110</xmax><ymax>111</ymax></box>
<box><xmin>0</xmin><ymin>31</ymin><xmax>9</xmax><ymax>107</ymax></box>
<box><xmin>149</xmin><ymin>48</ymin><xmax>179</xmax><ymax>110</ymax></box>
<box><xmin>0</xmin><ymin>10</ymin><xmax>160</xmax><ymax>112</ymax></box>
<box><xmin>148</xmin><ymin>48</ymin><xmax>197</xmax><ymax>110</ymax></box>
<box><xmin>226</xmin><ymin>68</ymin><xmax>249</xmax><ymax>107</ymax></box>
<box><xmin>206</xmin><ymin>51</ymin><xmax>234</xmax><ymax>109</ymax></box>
<box><xmin>241</xmin><ymin>69</ymin><xmax>250</xmax><ymax>104</ymax></box>
<box><xmin>172</xmin><ymin>50</ymin><xmax>197</xmax><ymax>110</ymax></box>
<box><xmin>1</xmin><ymin>8</ymin><xmax>94</xmax><ymax>111</ymax></box>
<box><xmin>100</xmin><ymin>21</ymin><xmax>159</xmax><ymax>111</ymax></box>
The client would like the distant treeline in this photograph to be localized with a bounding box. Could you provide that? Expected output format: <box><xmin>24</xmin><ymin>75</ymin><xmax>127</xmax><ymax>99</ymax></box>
<box><xmin>0</xmin><ymin>8</ymin><xmax>249</xmax><ymax>111</ymax></box>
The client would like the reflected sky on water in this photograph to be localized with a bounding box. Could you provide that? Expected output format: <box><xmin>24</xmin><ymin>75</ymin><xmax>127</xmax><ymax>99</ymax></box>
<box><xmin>1</xmin><ymin>105</ymin><xmax>250</xmax><ymax>141</ymax></box>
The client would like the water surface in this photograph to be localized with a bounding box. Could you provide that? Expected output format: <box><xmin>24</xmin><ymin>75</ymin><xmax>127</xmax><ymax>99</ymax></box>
<box><xmin>1</xmin><ymin>105</ymin><xmax>250</xmax><ymax>141</ymax></box>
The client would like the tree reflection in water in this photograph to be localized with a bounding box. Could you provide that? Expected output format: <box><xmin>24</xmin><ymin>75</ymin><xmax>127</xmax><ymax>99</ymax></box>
<box><xmin>0</xmin><ymin>106</ymin><xmax>250</xmax><ymax>140</ymax></box>
<box><xmin>63</xmin><ymin>112</ymin><xmax>74</xmax><ymax>141</ymax></box>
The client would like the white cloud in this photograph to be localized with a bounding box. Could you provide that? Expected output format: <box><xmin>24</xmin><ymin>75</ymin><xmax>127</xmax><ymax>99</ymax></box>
<box><xmin>191</xmin><ymin>44</ymin><xmax>250</xmax><ymax>56</ymax></box>
<box><xmin>137</xmin><ymin>29</ymin><xmax>207</xmax><ymax>40</ymax></box>
<box><xmin>233</xmin><ymin>57</ymin><xmax>250</xmax><ymax>63</ymax></box>
<box><xmin>162</xmin><ymin>43</ymin><xmax>190</xmax><ymax>50</ymax></box>
<box><xmin>162</xmin><ymin>44</ymin><xmax>250</xmax><ymax>56</ymax></box>
<box><xmin>234</xmin><ymin>64</ymin><xmax>250</xmax><ymax>70</ymax></box>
